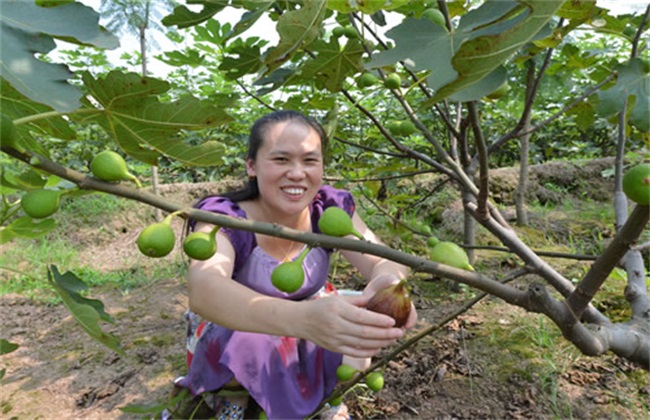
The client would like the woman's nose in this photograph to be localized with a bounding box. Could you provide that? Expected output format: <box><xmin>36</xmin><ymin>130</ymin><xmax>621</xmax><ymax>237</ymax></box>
<box><xmin>286</xmin><ymin>163</ymin><xmax>306</xmax><ymax>178</ymax></box>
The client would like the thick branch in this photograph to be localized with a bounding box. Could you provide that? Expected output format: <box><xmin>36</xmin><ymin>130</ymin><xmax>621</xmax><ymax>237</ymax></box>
<box><xmin>467</xmin><ymin>102</ymin><xmax>489</xmax><ymax>220</ymax></box>
<box><xmin>567</xmin><ymin>204</ymin><xmax>650</xmax><ymax>319</ymax></box>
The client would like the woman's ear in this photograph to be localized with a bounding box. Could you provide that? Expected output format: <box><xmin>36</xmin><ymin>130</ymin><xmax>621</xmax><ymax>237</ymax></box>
<box><xmin>245</xmin><ymin>159</ymin><xmax>256</xmax><ymax>178</ymax></box>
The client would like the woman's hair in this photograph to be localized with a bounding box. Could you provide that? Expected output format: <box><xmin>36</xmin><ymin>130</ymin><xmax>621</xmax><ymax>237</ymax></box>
<box><xmin>221</xmin><ymin>110</ymin><xmax>328</xmax><ymax>202</ymax></box>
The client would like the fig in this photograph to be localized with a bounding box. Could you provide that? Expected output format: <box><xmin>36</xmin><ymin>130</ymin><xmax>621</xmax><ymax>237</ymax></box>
<box><xmin>90</xmin><ymin>150</ymin><xmax>142</xmax><ymax>188</ymax></box>
<box><xmin>365</xmin><ymin>371</ymin><xmax>384</xmax><ymax>392</ymax></box>
<box><xmin>485</xmin><ymin>81</ymin><xmax>510</xmax><ymax>100</ymax></box>
<box><xmin>332</xmin><ymin>26</ymin><xmax>346</xmax><ymax>38</ymax></box>
<box><xmin>366</xmin><ymin>280</ymin><xmax>412</xmax><ymax>328</ymax></box>
<box><xmin>336</xmin><ymin>364</ymin><xmax>357</xmax><ymax>382</ymax></box>
<box><xmin>384</xmin><ymin>73</ymin><xmax>401</xmax><ymax>90</ymax></box>
<box><xmin>137</xmin><ymin>213</ymin><xmax>176</xmax><ymax>258</ymax></box>
<box><xmin>1</xmin><ymin>114</ymin><xmax>19</xmax><ymax>150</ymax></box>
<box><xmin>399</xmin><ymin>121</ymin><xmax>416</xmax><ymax>136</ymax></box>
<box><xmin>429</xmin><ymin>241</ymin><xmax>474</xmax><ymax>271</ymax></box>
<box><xmin>357</xmin><ymin>72</ymin><xmax>378</xmax><ymax>88</ymax></box>
<box><xmin>342</xmin><ymin>26</ymin><xmax>357</xmax><ymax>38</ymax></box>
<box><xmin>422</xmin><ymin>8</ymin><xmax>445</xmax><ymax>27</ymax></box>
<box><xmin>183</xmin><ymin>226</ymin><xmax>218</xmax><ymax>261</ymax></box>
<box><xmin>318</xmin><ymin>207</ymin><xmax>363</xmax><ymax>239</ymax></box>
<box><xmin>622</xmin><ymin>163</ymin><xmax>650</xmax><ymax>205</ymax></box>
<box><xmin>21</xmin><ymin>189</ymin><xmax>62</xmax><ymax>219</ymax></box>
<box><xmin>328</xmin><ymin>395</ymin><xmax>343</xmax><ymax>406</ymax></box>
<box><xmin>271</xmin><ymin>246</ymin><xmax>311</xmax><ymax>293</ymax></box>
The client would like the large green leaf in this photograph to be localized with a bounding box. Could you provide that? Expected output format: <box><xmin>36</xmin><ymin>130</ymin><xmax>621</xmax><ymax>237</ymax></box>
<box><xmin>368</xmin><ymin>0</ymin><xmax>565</xmax><ymax>104</ymax></box>
<box><xmin>263</xmin><ymin>0</ymin><xmax>328</xmax><ymax>73</ymax></box>
<box><xmin>47</xmin><ymin>265</ymin><xmax>124</xmax><ymax>355</ymax></box>
<box><xmin>161</xmin><ymin>0</ymin><xmax>228</xmax><ymax>29</ymax></box>
<box><xmin>0</xmin><ymin>79</ymin><xmax>76</xmax><ymax>152</ymax></box>
<box><xmin>76</xmin><ymin>71</ymin><xmax>233</xmax><ymax>166</ymax></box>
<box><xmin>220</xmin><ymin>39</ymin><xmax>265</xmax><ymax>80</ymax></box>
<box><xmin>0</xmin><ymin>1</ymin><xmax>118</xmax><ymax>112</ymax></box>
<box><xmin>597</xmin><ymin>58</ymin><xmax>650</xmax><ymax>132</ymax></box>
<box><xmin>0</xmin><ymin>217</ymin><xmax>57</xmax><ymax>244</ymax></box>
<box><xmin>299</xmin><ymin>38</ymin><xmax>366</xmax><ymax>92</ymax></box>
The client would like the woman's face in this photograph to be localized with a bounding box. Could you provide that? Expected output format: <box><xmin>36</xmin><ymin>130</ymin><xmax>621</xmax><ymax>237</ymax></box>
<box><xmin>246</xmin><ymin>120</ymin><xmax>324</xmax><ymax>217</ymax></box>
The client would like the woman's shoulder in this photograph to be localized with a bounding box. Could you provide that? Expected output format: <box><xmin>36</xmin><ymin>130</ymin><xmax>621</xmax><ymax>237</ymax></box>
<box><xmin>195</xmin><ymin>195</ymin><xmax>247</xmax><ymax>218</ymax></box>
<box><xmin>312</xmin><ymin>185</ymin><xmax>356</xmax><ymax>217</ymax></box>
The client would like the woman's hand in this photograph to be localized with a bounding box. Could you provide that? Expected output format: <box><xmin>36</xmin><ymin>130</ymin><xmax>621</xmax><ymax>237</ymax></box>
<box><xmin>294</xmin><ymin>294</ymin><xmax>404</xmax><ymax>358</ymax></box>
<box><xmin>363</xmin><ymin>274</ymin><xmax>418</xmax><ymax>329</ymax></box>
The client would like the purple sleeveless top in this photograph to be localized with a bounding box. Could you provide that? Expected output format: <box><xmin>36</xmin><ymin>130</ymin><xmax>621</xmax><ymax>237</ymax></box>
<box><xmin>177</xmin><ymin>185</ymin><xmax>355</xmax><ymax>419</ymax></box>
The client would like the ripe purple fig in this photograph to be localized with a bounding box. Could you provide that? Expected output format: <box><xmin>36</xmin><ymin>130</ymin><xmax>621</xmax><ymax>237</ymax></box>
<box><xmin>366</xmin><ymin>280</ymin><xmax>411</xmax><ymax>328</ymax></box>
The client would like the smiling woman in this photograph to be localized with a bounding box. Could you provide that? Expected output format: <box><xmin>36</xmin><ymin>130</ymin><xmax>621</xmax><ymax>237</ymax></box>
<box><xmin>166</xmin><ymin>109</ymin><xmax>415</xmax><ymax>419</ymax></box>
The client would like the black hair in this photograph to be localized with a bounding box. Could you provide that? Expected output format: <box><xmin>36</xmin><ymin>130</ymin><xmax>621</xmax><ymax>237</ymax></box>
<box><xmin>221</xmin><ymin>110</ymin><xmax>328</xmax><ymax>202</ymax></box>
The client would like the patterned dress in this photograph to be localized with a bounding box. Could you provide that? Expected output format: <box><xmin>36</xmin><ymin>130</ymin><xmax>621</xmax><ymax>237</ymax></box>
<box><xmin>176</xmin><ymin>185</ymin><xmax>356</xmax><ymax>419</ymax></box>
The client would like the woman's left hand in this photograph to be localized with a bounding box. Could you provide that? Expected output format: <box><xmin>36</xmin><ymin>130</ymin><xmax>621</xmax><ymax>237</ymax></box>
<box><xmin>363</xmin><ymin>275</ymin><xmax>418</xmax><ymax>329</ymax></box>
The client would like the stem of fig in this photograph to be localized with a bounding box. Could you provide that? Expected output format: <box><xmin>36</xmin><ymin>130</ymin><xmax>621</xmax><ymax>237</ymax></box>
<box><xmin>296</xmin><ymin>246</ymin><xmax>311</xmax><ymax>263</ymax></box>
<box><xmin>126</xmin><ymin>172</ymin><xmax>143</xmax><ymax>188</ymax></box>
<box><xmin>352</xmin><ymin>229</ymin><xmax>364</xmax><ymax>240</ymax></box>
<box><xmin>164</xmin><ymin>210</ymin><xmax>184</xmax><ymax>225</ymax></box>
<box><xmin>208</xmin><ymin>226</ymin><xmax>219</xmax><ymax>241</ymax></box>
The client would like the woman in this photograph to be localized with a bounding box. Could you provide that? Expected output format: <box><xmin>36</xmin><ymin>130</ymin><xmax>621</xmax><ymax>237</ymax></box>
<box><xmin>175</xmin><ymin>110</ymin><xmax>417</xmax><ymax>419</ymax></box>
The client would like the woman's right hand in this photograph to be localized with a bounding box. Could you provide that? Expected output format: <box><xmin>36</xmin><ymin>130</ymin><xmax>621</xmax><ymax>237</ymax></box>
<box><xmin>293</xmin><ymin>294</ymin><xmax>404</xmax><ymax>358</ymax></box>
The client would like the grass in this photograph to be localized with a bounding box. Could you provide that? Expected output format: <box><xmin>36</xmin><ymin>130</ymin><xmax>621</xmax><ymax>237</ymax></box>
<box><xmin>1</xmin><ymin>192</ymin><xmax>184</xmax><ymax>302</ymax></box>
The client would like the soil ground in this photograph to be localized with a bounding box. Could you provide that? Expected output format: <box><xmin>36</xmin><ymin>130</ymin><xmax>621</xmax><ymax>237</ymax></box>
<box><xmin>1</xmin><ymin>161</ymin><xmax>649</xmax><ymax>419</ymax></box>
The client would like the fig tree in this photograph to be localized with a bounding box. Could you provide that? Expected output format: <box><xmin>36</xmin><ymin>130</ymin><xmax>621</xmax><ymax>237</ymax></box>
<box><xmin>271</xmin><ymin>246</ymin><xmax>311</xmax><ymax>293</ymax></box>
<box><xmin>137</xmin><ymin>213</ymin><xmax>177</xmax><ymax>258</ymax></box>
<box><xmin>318</xmin><ymin>207</ymin><xmax>363</xmax><ymax>239</ymax></box>
<box><xmin>622</xmin><ymin>163</ymin><xmax>650</xmax><ymax>205</ymax></box>
<box><xmin>429</xmin><ymin>241</ymin><xmax>474</xmax><ymax>271</ymax></box>
<box><xmin>183</xmin><ymin>226</ymin><xmax>218</xmax><ymax>261</ymax></box>
<box><xmin>90</xmin><ymin>150</ymin><xmax>142</xmax><ymax>188</ymax></box>
<box><xmin>384</xmin><ymin>73</ymin><xmax>401</xmax><ymax>90</ymax></box>
<box><xmin>21</xmin><ymin>189</ymin><xmax>62</xmax><ymax>219</ymax></box>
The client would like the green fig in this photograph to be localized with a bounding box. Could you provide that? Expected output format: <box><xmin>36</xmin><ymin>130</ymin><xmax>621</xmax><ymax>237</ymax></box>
<box><xmin>485</xmin><ymin>81</ymin><xmax>510</xmax><ymax>100</ymax></box>
<box><xmin>183</xmin><ymin>226</ymin><xmax>218</xmax><ymax>261</ymax></box>
<box><xmin>318</xmin><ymin>207</ymin><xmax>363</xmax><ymax>239</ymax></box>
<box><xmin>90</xmin><ymin>150</ymin><xmax>142</xmax><ymax>188</ymax></box>
<box><xmin>384</xmin><ymin>73</ymin><xmax>401</xmax><ymax>90</ymax></box>
<box><xmin>357</xmin><ymin>72</ymin><xmax>378</xmax><ymax>88</ymax></box>
<box><xmin>365</xmin><ymin>371</ymin><xmax>384</xmax><ymax>392</ymax></box>
<box><xmin>137</xmin><ymin>213</ymin><xmax>177</xmax><ymax>258</ymax></box>
<box><xmin>429</xmin><ymin>241</ymin><xmax>474</xmax><ymax>271</ymax></box>
<box><xmin>342</xmin><ymin>25</ymin><xmax>357</xmax><ymax>38</ymax></box>
<box><xmin>328</xmin><ymin>395</ymin><xmax>343</xmax><ymax>406</ymax></box>
<box><xmin>399</xmin><ymin>121</ymin><xmax>416</xmax><ymax>136</ymax></box>
<box><xmin>336</xmin><ymin>364</ymin><xmax>357</xmax><ymax>382</ymax></box>
<box><xmin>366</xmin><ymin>280</ymin><xmax>412</xmax><ymax>328</ymax></box>
<box><xmin>21</xmin><ymin>189</ymin><xmax>62</xmax><ymax>219</ymax></box>
<box><xmin>421</xmin><ymin>8</ymin><xmax>445</xmax><ymax>27</ymax></box>
<box><xmin>1</xmin><ymin>114</ymin><xmax>19</xmax><ymax>150</ymax></box>
<box><xmin>332</xmin><ymin>26</ymin><xmax>346</xmax><ymax>38</ymax></box>
<box><xmin>622</xmin><ymin>163</ymin><xmax>650</xmax><ymax>205</ymax></box>
<box><xmin>271</xmin><ymin>246</ymin><xmax>311</xmax><ymax>293</ymax></box>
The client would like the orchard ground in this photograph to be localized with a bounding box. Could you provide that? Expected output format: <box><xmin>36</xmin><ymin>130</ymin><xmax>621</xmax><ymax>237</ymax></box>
<box><xmin>1</xmin><ymin>159</ymin><xmax>649</xmax><ymax>419</ymax></box>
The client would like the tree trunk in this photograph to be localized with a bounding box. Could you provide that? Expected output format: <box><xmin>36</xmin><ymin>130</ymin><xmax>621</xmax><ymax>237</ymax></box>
<box><xmin>516</xmin><ymin>62</ymin><xmax>535</xmax><ymax>226</ymax></box>
<box><xmin>139</xmin><ymin>24</ymin><xmax>162</xmax><ymax>222</ymax></box>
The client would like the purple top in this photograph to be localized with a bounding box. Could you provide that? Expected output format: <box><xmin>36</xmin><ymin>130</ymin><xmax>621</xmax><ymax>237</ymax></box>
<box><xmin>178</xmin><ymin>185</ymin><xmax>356</xmax><ymax>419</ymax></box>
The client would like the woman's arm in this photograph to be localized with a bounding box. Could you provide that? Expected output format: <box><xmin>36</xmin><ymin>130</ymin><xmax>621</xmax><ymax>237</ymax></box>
<box><xmin>188</xmin><ymin>222</ymin><xmax>405</xmax><ymax>357</ymax></box>
<box><xmin>340</xmin><ymin>212</ymin><xmax>418</xmax><ymax>328</ymax></box>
